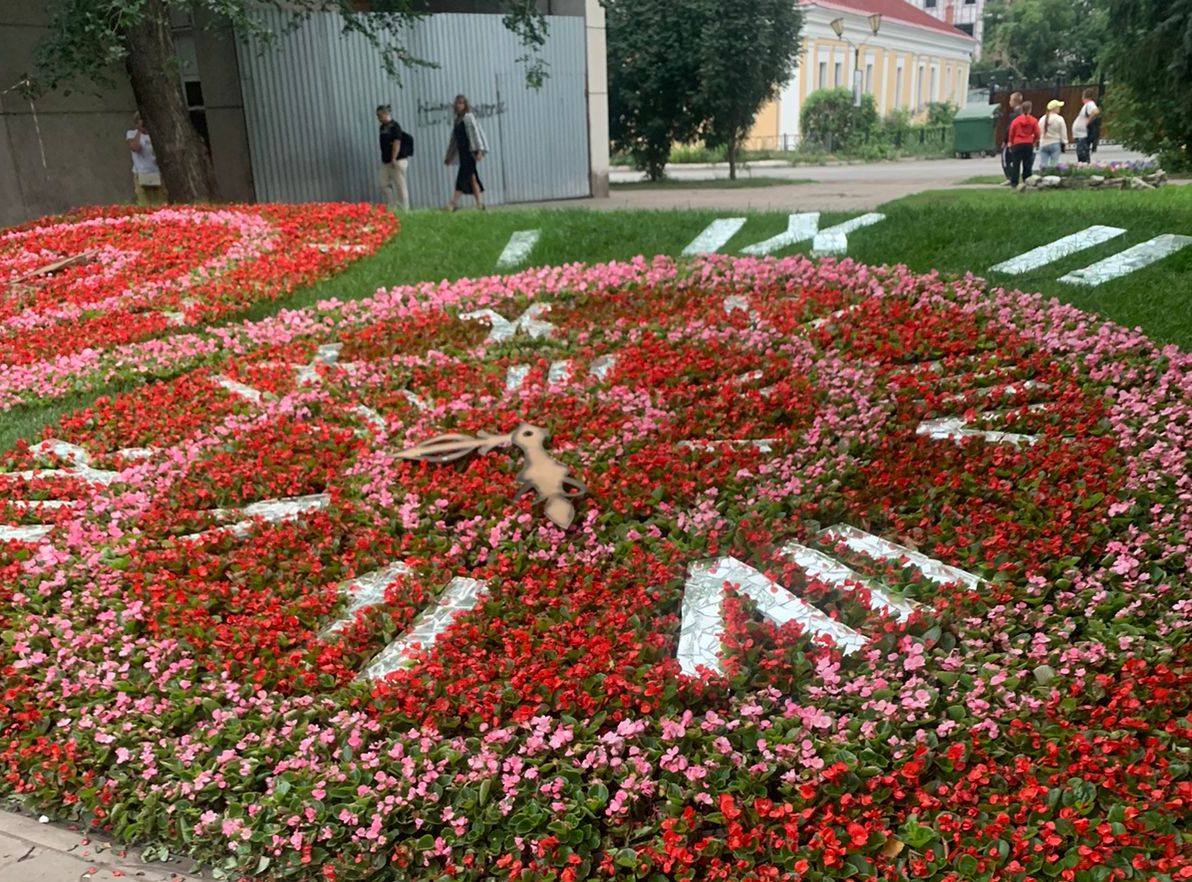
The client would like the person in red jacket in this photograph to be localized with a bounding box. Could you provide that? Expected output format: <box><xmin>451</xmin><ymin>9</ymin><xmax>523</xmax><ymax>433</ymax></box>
<box><xmin>1006</xmin><ymin>100</ymin><xmax>1039</xmax><ymax>190</ymax></box>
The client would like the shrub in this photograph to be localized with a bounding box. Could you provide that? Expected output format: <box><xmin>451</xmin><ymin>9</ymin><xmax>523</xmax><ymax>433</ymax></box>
<box><xmin>799</xmin><ymin>88</ymin><xmax>879</xmax><ymax>151</ymax></box>
<box><xmin>925</xmin><ymin>101</ymin><xmax>958</xmax><ymax>126</ymax></box>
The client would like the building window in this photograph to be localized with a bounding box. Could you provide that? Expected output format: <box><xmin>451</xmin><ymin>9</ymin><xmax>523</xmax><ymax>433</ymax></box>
<box><xmin>819</xmin><ymin>61</ymin><xmax>828</xmax><ymax>88</ymax></box>
<box><xmin>865</xmin><ymin>62</ymin><xmax>874</xmax><ymax>93</ymax></box>
<box><xmin>182</xmin><ymin>78</ymin><xmax>209</xmax><ymax>148</ymax></box>
<box><xmin>925</xmin><ymin>0</ymin><xmax>937</xmax><ymax>8</ymax></box>
<box><xmin>834</xmin><ymin>61</ymin><xmax>843</xmax><ymax>87</ymax></box>
<box><xmin>929</xmin><ymin>67</ymin><xmax>937</xmax><ymax>102</ymax></box>
<box><xmin>916</xmin><ymin>66</ymin><xmax>924</xmax><ymax>108</ymax></box>
<box><xmin>895</xmin><ymin>64</ymin><xmax>904</xmax><ymax>106</ymax></box>
<box><xmin>957</xmin><ymin>22</ymin><xmax>974</xmax><ymax>35</ymax></box>
<box><xmin>964</xmin><ymin>0</ymin><xmax>975</xmax><ymax>4</ymax></box>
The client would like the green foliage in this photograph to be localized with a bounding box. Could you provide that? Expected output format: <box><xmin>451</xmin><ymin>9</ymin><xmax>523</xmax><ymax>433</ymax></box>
<box><xmin>1098</xmin><ymin>0</ymin><xmax>1192</xmax><ymax>170</ymax></box>
<box><xmin>799</xmin><ymin>88</ymin><xmax>878</xmax><ymax>151</ymax></box>
<box><xmin>25</xmin><ymin>0</ymin><xmax>549</xmax><ymax>95</ymax></box>
<box><xmin>692</xmin><ymin>0</ymin><xmax>803</xmax><ymax>177</ymax></box>
<box><xmin>925</xmin><ymin>101</ymin><xmax>958</xmax><ymax>126</ymax></box>
<box><xmin>607</xmin><ymin>0</ymin><xmax>803</xmax><ymax>180</ymax></box>
<box><xmin>606</xmin><ymin>0</ymin><xmax>704</xmax><ymax>180</ymax></box>
<box><xmin>981</xmin><ymin>0</ymin><xmax>1108</xmax><ymax>82</ymax></box>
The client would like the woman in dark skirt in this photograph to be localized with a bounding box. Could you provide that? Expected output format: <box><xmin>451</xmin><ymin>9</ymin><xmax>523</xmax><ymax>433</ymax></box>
<box><xmin>444</xmin><ymin>94</ymin><xmax>490</xmax><ymax>211</ymax></box>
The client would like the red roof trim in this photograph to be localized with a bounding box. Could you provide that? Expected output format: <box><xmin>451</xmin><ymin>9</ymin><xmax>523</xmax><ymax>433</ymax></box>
<box><xmin>809</xmin><ymin>0</ymin><xmax>977</xmax><ymax>41</ymax></box>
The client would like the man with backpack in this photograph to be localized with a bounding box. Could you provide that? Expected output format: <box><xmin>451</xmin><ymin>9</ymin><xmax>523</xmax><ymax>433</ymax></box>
<box><xmin>377</xmin><ymin>104</ymin><xmax>413</xmax><ymax>211</ymax></box>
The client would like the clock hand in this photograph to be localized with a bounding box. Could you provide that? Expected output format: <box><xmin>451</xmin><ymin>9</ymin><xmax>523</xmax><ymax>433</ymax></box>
<box><xmin>394</xmin><ymin>430</ymin><xmax>511</xmax><ymax>463</ymax></box>
<box><xmin>394</xmin><ymin>423</ymin><xmax>587</xmax><ymax>529</ymax></box>
<box><xmin>509</xmin><ymin>423</ymin><xmax>587</xmax><ymax>530</ymax></box>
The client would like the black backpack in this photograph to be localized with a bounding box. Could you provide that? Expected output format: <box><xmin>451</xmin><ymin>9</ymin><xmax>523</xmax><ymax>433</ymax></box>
<box><xmin>397</xmin><ymin>130</ymin><xmax>414</xmax><ymax>159</ymax></box>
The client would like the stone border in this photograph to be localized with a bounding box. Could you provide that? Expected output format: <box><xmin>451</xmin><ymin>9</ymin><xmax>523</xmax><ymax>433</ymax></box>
<box><xmin>1024</xmin><ymin>169</ymin><xmax>1167</xmax><ymax>191</ymax></box>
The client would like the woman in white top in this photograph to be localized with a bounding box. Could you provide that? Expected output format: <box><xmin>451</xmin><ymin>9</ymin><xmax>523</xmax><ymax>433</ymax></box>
<box><xmin>126</xmin><ymin>114</ymin><xmax>167</xmax><ymax>206</ymax></box>
<box><xmin>1036</xmin><ymin>99</ymin><xmax>1068</xmax><ymax>171</ymax></box>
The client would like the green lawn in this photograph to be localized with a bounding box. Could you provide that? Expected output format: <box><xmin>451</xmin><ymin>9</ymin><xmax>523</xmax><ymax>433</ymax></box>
<box><xmin>958</xmin><ymin>175</ymin><xmax>1006</xmax><ymax>185</ymax></box>
<box><xmin>611</xmin><ymin>176</ymin><xmax>811</xmax><ymax>190</ymax></box>
<box><xmin>4</xmin><ymin>185</ymin><xmax>1190</xmax><ymax>452</ymax></box>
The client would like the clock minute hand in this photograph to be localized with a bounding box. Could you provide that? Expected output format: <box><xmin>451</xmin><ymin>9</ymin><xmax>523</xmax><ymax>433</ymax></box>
<box><xmin>394</xmin><ymin>431</ymin><xmax>511</xmax><ymax>463</ymax></box>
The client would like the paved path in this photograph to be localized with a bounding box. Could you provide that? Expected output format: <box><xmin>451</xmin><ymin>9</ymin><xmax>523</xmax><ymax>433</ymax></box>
<box><xmin>0</xmin><ymin>810</ymin><xmax>204</xmax><ymax>881</ymax></box>
<box><xmin>536</xmin><ymin>147</ymin><xmax>1151</xmax><ymax>212</ymax></box>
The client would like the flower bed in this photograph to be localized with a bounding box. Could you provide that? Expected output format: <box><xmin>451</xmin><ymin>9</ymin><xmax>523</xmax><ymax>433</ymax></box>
<box><xmin>1</xmin><ymin>255</ymin><xmax>1187</xmax><ymax>881</ymax></box>
<box><xmin>0</xmin><ymin>204</ymin><xmax>398</xmax><ymax>409</ymax></box>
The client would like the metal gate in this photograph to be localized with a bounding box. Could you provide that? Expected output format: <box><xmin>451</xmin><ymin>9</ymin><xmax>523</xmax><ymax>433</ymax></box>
<box><xmin>235</xmin><ymin>11</ymin><xmax>591</xmax><ymax>207</ymax></box>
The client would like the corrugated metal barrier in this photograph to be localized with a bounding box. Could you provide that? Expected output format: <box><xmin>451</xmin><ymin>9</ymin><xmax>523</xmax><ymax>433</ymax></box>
<box><xmin>235</xmin><ymin>11</ymin><xmax>590</xmax><ymax>207</ymax></box>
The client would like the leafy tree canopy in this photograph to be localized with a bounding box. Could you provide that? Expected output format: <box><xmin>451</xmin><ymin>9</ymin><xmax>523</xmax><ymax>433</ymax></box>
<box><xmin>1098</xmin><ymin>0</ymin><xmax>1192</xmax><ymax>169</ymax></box>
<box><xmin>607</xmin><ymin>0</ymin><xmax>802</xmax><ymax>180</ymax></box>
<box><xmin>981</xmin><ymin>0</ymin><xmax>1107</xmax><ymax>83</ymax></box>
<box><xmin>692</xmin><ymin>0</ymin><xmax>803</xmax><ymax>178</ymax></box>
<box><xmin>26</xmin><ymin>0</ymin><xmax>550</xmax><ymax>95</ymax></box>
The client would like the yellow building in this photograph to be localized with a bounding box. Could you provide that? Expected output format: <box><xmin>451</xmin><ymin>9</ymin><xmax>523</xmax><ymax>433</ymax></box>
<box><xmin>749</xmin><ymin>0</ymin><xmax>977</xmax><ymax>150</ymax></box>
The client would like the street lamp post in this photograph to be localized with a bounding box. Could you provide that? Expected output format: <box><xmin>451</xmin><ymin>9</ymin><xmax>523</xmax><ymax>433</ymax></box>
<box><xmin>830</xmin><ymin>14</ymin><xmax>882</xmax><ymax>107</ymax></box>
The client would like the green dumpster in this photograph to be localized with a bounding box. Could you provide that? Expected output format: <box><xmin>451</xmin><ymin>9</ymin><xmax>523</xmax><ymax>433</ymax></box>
<box><xmin>953</xmin><ymin>103</ymin><xmax>999</xmax><ymax>158</ymax></box>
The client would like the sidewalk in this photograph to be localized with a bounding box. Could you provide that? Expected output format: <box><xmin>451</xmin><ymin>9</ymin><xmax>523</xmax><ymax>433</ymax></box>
<box><xmin>573</xmin><ymin>147</ymin><xmax>1152</xmax><ymax>211</ymax></box>
<box><xmin>0</xmin><ymin>810</ymin><xmax>204</xmax><ymax>881</ymax></box>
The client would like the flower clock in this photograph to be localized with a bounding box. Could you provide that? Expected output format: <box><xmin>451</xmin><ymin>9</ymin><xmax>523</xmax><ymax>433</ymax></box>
<box><xmin>0</xmin><ymin>255</ymin><xmax>1187</xmax><ymax>881</ymax></box>
<box><xmin>0</xmin><ymin>203</ymin><xmax>397</xmax><ymax>410</ymax></box>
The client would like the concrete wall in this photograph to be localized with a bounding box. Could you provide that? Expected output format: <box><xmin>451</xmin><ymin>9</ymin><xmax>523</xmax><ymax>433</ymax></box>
<box><xmin>0</xmin><ymin>2</ymin><xmax>252</xmax><ymax>225</ymax></box>
<box><xmin>0</xmin><ymin>2</ymin><xmax>140</xmax><ymax>226</ymax></box>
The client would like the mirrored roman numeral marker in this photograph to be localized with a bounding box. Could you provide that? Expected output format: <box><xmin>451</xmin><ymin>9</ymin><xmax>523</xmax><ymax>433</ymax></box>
<box><xmin>819</xmin><ymin>524</ymin><xmax>983</xmax><ymax>591</ymax></box>
<box><xmin>741</xmin><ymin>213</ymin><xmax>820</xmax><ymax>256</ymax></box>
<box><xmin>778</xmin><ymin>542</ymin><xmax>916</xmax><ymax>621</ymax></box>
<box><xmin>989</xmin><ymin>225</ymin><xmax>1126</xmax><ymax>274</ymax></box>
<box><xmin>361</xmin><ymin>577</ymin><xmax>489</xmax><ymax>679</ymax></box>
<box><xmin>1</xmin><ymin>440</ymin><xmax>122</xmax><ymax>544</ymax></box>
<box><xmin>810</xmin><ymin>213</ymin><xmax>885</xmax><ymax>256</ymax></box>
<box><xmin>180</xmin><ymin>493</ymin><xmax>330</xmax><ymax>541</ymax></box>
<box><xmin>677</xmin><ymin>557</ymin><xmax>865</xmax><ymax>676</ymax></box>
<box><xmin>682</xmin><ymin>218</ymin><xmax>747</xmax><ymax>256</ymax></box>
<box><xmin>1059</xmin><ymin>234</ymin><xmax>1192</xmax><ymax>286</ymax></box>
<box><xmin>461</xmin><ymin>303</ymin><xmax>554</xmax><ymax>342</ymax></box>
<box><xmin>676</xmin><ymin>525</ymin><xmax>981</xmax><ymax>677</ymax></box>
<box><xmin>322</xmin><ymin>562</ymin><xmax>412</xmax><ymax>635</ymax></box>
<box><xmin>496</xmin><ymin>229</ymin><xmax>542</xmax><ymax>270</ymax></box>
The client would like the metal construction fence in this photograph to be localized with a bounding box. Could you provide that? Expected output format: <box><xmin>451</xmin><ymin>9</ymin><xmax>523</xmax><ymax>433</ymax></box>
<box><xmin>235</xmin><ymin>11</ymin><xmax>591</xmax><ymax>207</ymax></box>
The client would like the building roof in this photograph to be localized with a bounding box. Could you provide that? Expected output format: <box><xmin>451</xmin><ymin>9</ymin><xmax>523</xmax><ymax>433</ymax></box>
<box><xmin>810</xmin><ymin>0</ymin><xmax>977</xmax><ymax>41</ymax></box>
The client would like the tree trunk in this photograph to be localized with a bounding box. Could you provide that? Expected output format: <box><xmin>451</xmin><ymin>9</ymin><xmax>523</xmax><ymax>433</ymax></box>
<box><xmin>727</xmin><ymin>138</ymin><xmax>738</xmax><ymax>180</ymax></box>
<box><xmin>122</xmin><ymin>0</ymin><xmax>218</xmax><ymax>203</ymax></box>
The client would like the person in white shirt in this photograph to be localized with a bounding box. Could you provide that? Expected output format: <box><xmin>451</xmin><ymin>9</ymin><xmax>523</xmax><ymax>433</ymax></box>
<box><xmin>1037</xmin><ymin>99</ymin><xmax>1069</xmax><ymax>170</ymax></box>
<box><xmin>126</xmin><ymin>114</ymin><xmax>166</xmax><ymax>206</ymax></box>
<box><xmin>1072</xmin><ymin>88</ymin><xmax>1100</xmax><ymax>163</ymax></box>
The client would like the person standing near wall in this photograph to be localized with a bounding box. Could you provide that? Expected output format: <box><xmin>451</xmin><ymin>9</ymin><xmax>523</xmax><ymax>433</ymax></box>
<box><xmin>1000</xmin><ymin>91</ymin><xmax>1024</xmax><ymax>184</ymax></box>
<box><xmin>1072</xmin><ymin>89</ymin><xmax>1100</xmax><ymax>164</ymax></box>
<box><xmin>444</xmin><ymin>94</ymin><xmax>489</xmax><ymax>211</ymax></box>
<box><xmin>377</xmin><ymin>105</ymin><xmax>411</xmax><ymax>211</ymax></box>
<box><xmin>126</xmin><ymin>114</ymin><xmax>166</xmax><ymax>206</ymax></box>
<box><xmin>1006</xmin><ymin>100</ymin><xmax>1038</xmax><ymax>190</ymax></box>
<box><xmin>1037</xmin><ymin>99</ymin><xmax>1068</xmax><ymax>170</ymax></box>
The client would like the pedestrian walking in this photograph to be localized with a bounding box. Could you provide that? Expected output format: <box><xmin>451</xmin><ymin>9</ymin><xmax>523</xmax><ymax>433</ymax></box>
<box><xmin>1006</xmin><ymin>100</ymin><xmax>1038</xmax><ymax>190</ymax></box>
<box><xmin>1037</xmin><ymin>99</ymin><xmax>1068</xmax><ymax>170</ymax></box>
<box><xmin>444</xmin><ymin>94</ymin><xmax>489</xmax><ymax>211</ymax></box>
<box><xmin>376</xmin><ymin>104</ymin><xmax>411</xmax><ymax>211</ymax></box>
<box><xmin>1000</xmin><ymin>91</ymin><xmax>1024</xmax><ymax>183</ymax></box>
<box><xmin>1072</xmin><ymin>88</ymin><xmax>1100</xmax><ymax>164</ymax></box>
<box><xmin>126</xmin><ymin>114</ymin><xmax>166</xmax><ymax>206</ymax></box>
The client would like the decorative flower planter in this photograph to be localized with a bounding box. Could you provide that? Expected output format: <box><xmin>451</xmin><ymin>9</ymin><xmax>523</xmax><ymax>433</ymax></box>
<box><xmin>1025</xmin><ymin>167</ymin><xmax>1167</xmax><ymax>190</ymax></box>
